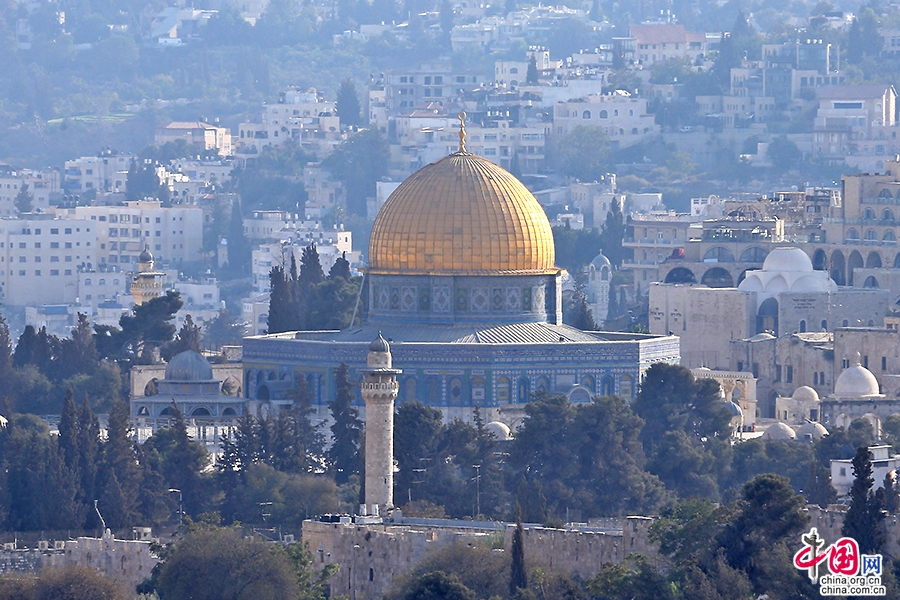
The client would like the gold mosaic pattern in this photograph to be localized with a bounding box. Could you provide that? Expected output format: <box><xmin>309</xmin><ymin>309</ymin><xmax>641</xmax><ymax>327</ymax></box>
<box><xmin>369</xmin><ymin>152</ymin><xmax>557</xmax><ymax>275</ymax></box>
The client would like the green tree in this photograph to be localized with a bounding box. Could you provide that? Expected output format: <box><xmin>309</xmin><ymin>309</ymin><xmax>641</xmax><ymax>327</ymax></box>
<box><xmin>14</xmin><ymin>184</ymin><xmax>33</xmax><ymax>214</ymax></box>
<box><xmin>555</xmin><ymin>126</ymin><xmax>611</xmax><ymax>182</ymax></box>
<box><xmin>100</xmin><ymin>398</ymin><xmax>141</xmax><ymax>528</ymax></box>
<box><xmin>598</xmin><ymin>197</ymin><xmax>628</xmax><ymax>269</ymax></box>
<box><xmin>144</xmin><ymin>405</ymin><xmax>209</xmax><ymax>517</ymax></box>
<box><xmin>329</xmin><ymin>363</ymin><xmax>361</xmax><ymax>484</ymax></box>
<box><xmin>766</xmin><ymin>135</ymin><xmax>802</xmax><ymax>173</ymax></box>
<box><xmin>650</xmin><ymin>498</ymin><xmax>725</xmax><ymax>572</ymax></box>
<box><xmin>510</xmin><ymin>503</ymin><xmax>527</xmax><ymax>595</ymax></box>
<box><xmin>842</xmin><ymin>446</ymin><xmax>885</xmax><ymax>553</ymax></box>
<box><xmin>203</xmin><ymin>309</ymin><xmax>245</xmax><ymax>349</ymax></box>
<box><xmin>322</xmin><ymin>129</ymin><xmax>389</xmax><ymax>216</ymax></box>
<box><xmin>587</xmin><ymin>554</ymin><xmax>674</xmax><ymax>600</ymax></box>
<box><xmin>125</xmin><ymin>159</ymin><xmax>166</xmax><ymax>202</ymax></box>
<box><xmin>267</xmin><ymin>264</ymin><xmax>297</xmax><ymax>334</ymax></box>
<box><xmin>804</xmin><ymin>459</ymin><xmax>837</xmax><ymax>508</ymax></box>
<box><xmin>566</xmin><ymin>285</ymin><xmax>598</xmax><ymax>331</ymax></box>
<box><xmin>0</xmin><ymin>565</ymin><xmax>128</xmax><ymax>600</ymax></box>
<box><xmin>336</xmin><ymin>78</ymin><xmax>363</xmax><ymax>127</ymax></box>
<box><xmin>155</xmin><ymin>527</ymin><xmax>305</xmax><ymax>600</ymax></box>
<box><xmin>526</xmin><ymin>55</ymin><xmax>538</xmax><ymax>84</ymax></box>
<box><xmin>718</xmin><ymin>474</ymin><xmax>809</xmax><ymax>591</ymax></box>
<box><xmin>397</xmin><ymin>572</ymin><xmax>476</xmax><ymax>600</ymax></box>
<box><xmin>225</xmin><ymin>196</ymin><xmax>252</xmax><ymax>278</ymax></box>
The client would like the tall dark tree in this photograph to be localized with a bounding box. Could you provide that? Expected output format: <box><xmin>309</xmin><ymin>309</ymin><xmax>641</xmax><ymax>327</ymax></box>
<box><xmin>12</xmin><ymin>325</ymin><xmax>38</xmax><ymax>368</ymax></box>
<box><xmin>14</xmin><ymin>183</ymin><xmax>33</xmax><ymax>214</ymax></box>
<box><xmin>526</xmin><ymin>55</ymin><xmax>538</xmax><ymax>84</ymax></box>
<box><xmin>598</xmin><ymin>196</ymin><xmax>628</xmax><ymax>269</ymax></box>
<box><xmin>568</xmin><ymin>286</ymin><xmax>598</xmax><ymax>330</ymax></box>
<box><xmin>883</xmin><ymin>471</ymin><xmax>899</xmax><ymax>514</ymax></box>
<box><xmin>0</xmin><ymin>309</ymin><xmax>13</xmax><ymax>384</ymax></box>
<box><xmin>267</xmin><ymin>264</ymin><xmax>296</xmax><ymax>334</ymax></box>
<box><xmin>510</xmin><ymin>503</ymin><xmax>527</xmax><ymax>594</ymax></box>
<box><xmin>226</xmin><ymin>197</ymin><xmax>252</xmax><ymax>277</ymax></box>
<box><xmin>336</xmin><ymin>78</ymin><xmax>363</xmax><ymax>127</ymax></box>
<box><xmin>100</xmin><ymin>398</ymin><xmax>141</xmax><ymax>528</ymax></box>
<box><xmin>322</xmin><ymin>129</ymin><xmax>389</xmax><ymax>216</ymax></box>
<box><xmin>77</xmin><ymin>397</ymin><xmax>100</xmax><ymax>526</ymax></box>
<box><xmin>842</xmin><ymin>446</ymin><xmax>885</xmax><ymax>554</ymax></box>
<box><xmin>329</xmin><ymin>252</ymin><xmax>352</xmax><ymax>281</ymax></box>
<box><xmin>299</xmin><ymin>243</ymin><xmax>325</xmax><ymax>289</ymax></box>
<box><xmin>163</xmin><ymin>314</ymin><xmax>202</xmax><ymax>359</ymax></box>
<box><xmin>328</xmin><ymin>363</ymin><xmax>361</xmax><ymax>484</ymax></box>
<box><xmin>394</xmin><ymin>401</ymin><xmax>444</xmax><ymax>503</ymax></box>
<box><xmin>804</xmin><ymin>459</ymin><xmax>837</xmax><ymax>508</ymax></box>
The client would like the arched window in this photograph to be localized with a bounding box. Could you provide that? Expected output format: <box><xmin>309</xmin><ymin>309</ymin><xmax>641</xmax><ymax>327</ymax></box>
<box><xmin>426</xmin><ymin>377</ymin><xmax>441</xmax><ymax>403</ymax></box>
<box><xmin>864</xmin><ymin>207</ymin><xmax>877</xmax><ymax>220</ymax></box>
<box><xmin>404</xmin><ymin>378</ymin><xmax>417</xmax><ymax>402</ymax></box>
<box><xmin>84</xmin><ymin>278</ymin><xmax>91</xmax><ymax>285</ymax></box>
<box><xmin>631</xmin><ymin>127</ymin><xmax>638</xmax><ymax>134</ymax></box>
<box><xmin>497</xmin><ymin>377</ymin><xmax>510</xmax><ymax>403</ymax></box>
<box><xmin>614</xmin><ymin>109</ymin><xmax>619</xmax><ymax>116</ymax></box>
<box><xmin>448</xmin><ymin>377</ymin><xmax>464</xmax><ymax>406</ymax></box>
<box><xmin>509</xmin><ymin>67</ymin><xmax>518</xmax><ymax>74</ymax></box>
<box><xmin>703</xmin><ymin>247</ymin><xmax>735</xmax><ymax>262</ymax></box>
<box><xmin>99</xmin><ymin>278</ymin><xmax>106</xmax><ymax>285</ymax></box>
<box><xmin>582</xmin><ymin>110</ymin><xmax>591</xmax><ymax>119</ymax></box>
<box><xmin>884</xmin><ymin>209</ymin><xmax>895</xmax><ymax>221</ymax></box>
<box><xmin>536</xmin><ymin>376</ymin><xmax>550</xmax><ymax>392</ymax></box>
<box><xmin>739</xmin><ymin>246</ymin><xmax>768</xmax><ymax>262</ymax></box>
<box><xmin>601</xmin><ymin>375</ymin><xmax>614</xmax><ymax>396</ymax></box>
<box><xmin>885</xmin><ymin>230</ymin><xmax>897</xmax><ymax>242</ymax></box>
<box><xmin>137</xmin><ymin>406</ymin><xmax>149</xmax><ymax>416</ymax></box>
<box><xmin>581</xmin><ymin>375</ymin><xmax>595</xmax><ymax>393</ymax></box>
<box><xmin>880</xmin><ymin>188</ymin><xmax>893</xmax><ymax>198</ymax></box>
<box><xmin>799</xmin><ymin>319</ymin><xmax>806</xmax><ymax>333</ymax></box>
<box><xmin>517</xmin><ymin>378</ymin><xmax>530</xmax><ymax>403</ymax></box>
<box><xmin>846</xmin><ymin>228</ymin><xmax>859</xmax><ymax>241</ymax></box>
<box><xmin>814</xmin><ymin>372</ymin><xmax>819</xmax><ymax>385</ymax></box>
<box><xmin>629</xmin><ymin>109</ymin><xmax>634</xmax><ymax>116</ymax></box>
<box><xmin>821</xmin><ymin>319</ymin><xmax>828</xmax><ymax>330</ymax></box>
<box><xmin>599</xmin><ymin>110</ymin><xmax>608</xmax><ymax>119</ymax></box>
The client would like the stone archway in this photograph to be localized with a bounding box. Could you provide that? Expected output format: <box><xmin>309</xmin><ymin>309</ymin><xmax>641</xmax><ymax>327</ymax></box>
<box><xmin>812</xmin><ymin>248</ymin><xmax>827</xmax><ymax>271</ymax></box>
<box><xmin>665</xmin><ymin>267</ymin><xmax>697</xmax><ymax>284</ymax></box>
<box><xmin>701</xmin><ymin>267</ymin><xmax>734</xmax><ymax>288</ymax></box>
<box><xmin>830</xmin><ymin>250</ymin><xmax>846</xmax><ymax>286</ymax></box>
<box><xmin>866</xmin><ymin>251</ymin><xmax>883</xmax><ymax>268</ymax></box>
<box><xmin>847</xmin><ymin>250</ymin><xmax>864</xmax><ymax>286</ymax></box>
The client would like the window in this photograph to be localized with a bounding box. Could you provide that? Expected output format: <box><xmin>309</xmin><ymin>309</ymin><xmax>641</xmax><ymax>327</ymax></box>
<box><xmin>50</xmin><ymin>242</ymin><xmax>58</xmax><ymax>249</ymax></box>
<box><xmin>33</xmin><ymin>256</ymin><xmax>40</xmax><ymax>263</ymax></box>
<box><xmin>582</xmin><ymin>110</ymin><xmax>591</xmax><ymax>119</ymax></box>
<box><xmin>64</xmin><ymin>228</ymin><xmax>71</xmax><ymax>234</ymax></box>
<box><xmin>883</xmin><ymin>356</ymin><xmax>887</xmax><ymax>370</ymax></box>
<box><xmin>863</xmin><ymin>355</ymin><xmax>869</xmax><ymax>368</ymax></box>
<box><xmin>50</xmin><ymin>256</ymin><xmax>58</xmax><ymax>262</ymax></box>
<box><xmin>50</xmin><ymin>228</ymin><xmax>58</xmax><ymax>234</ymax></box>
<box><xmin>34</xmin><ymin>270</ymin><xmax>40</xmax><ymax>276</ymax></box>
<box><xmin>65</xmin><ymin>242</ymin><xmax>71</xmax><ymax>248</ymax></box>
<box><xmin>737</xmin><ymin>361</ymin><xmax>743</xmax><ymax>371</ymax></box>
<box><xmin>775</xmin><ymin>365</ymin><xmax>782</xmax><ymax>382</ymax></box>
<box><xmin>50</xmin><ymin>269</ymin><xmax>58</xmax><ymax>276</ymax></box>
<box><xmin>786</xmin><ymin>365</ymin><xmax>793</xmax><ymax>383</ymax></box>
<box><xmin>33</xmin><ymin>242</ymin><xmax>40</xmax><ymax>249</ymax></box>
<box><xmin>17</xmin><ymin>243</ymin><xmax>24</xmax><ymax>249</ymax></box>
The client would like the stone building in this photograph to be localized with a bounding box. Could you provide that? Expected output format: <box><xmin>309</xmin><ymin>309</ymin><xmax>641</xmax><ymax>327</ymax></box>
<box><xmin>584</xmin><ymin>251</ymin><xmax>611</xmax><ymax>327</ymax></box>
<box><xmin>242</xmin><ymin>119</ymin><xmax>679</xmax><ymax>426</ymax></box>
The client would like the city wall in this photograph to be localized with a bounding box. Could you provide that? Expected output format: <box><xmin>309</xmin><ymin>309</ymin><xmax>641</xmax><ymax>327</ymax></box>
<box><xmin>303</xmin><ymin>516</ymin><xmax>655</xmax><ymax>600</ymax></box>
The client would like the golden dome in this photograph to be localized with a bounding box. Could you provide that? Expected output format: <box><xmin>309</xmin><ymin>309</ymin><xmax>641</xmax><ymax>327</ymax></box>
<box><xmin>369</xmin><ymin>152</ymin><xmax>556</xmax><ymax>275</ymax></box>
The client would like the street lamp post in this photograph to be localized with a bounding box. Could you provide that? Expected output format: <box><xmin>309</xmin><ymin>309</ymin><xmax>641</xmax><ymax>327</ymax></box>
<box><xmin>168</xmin><ymin>488</ymin><xmax>183</xmax><ymax>526</ymax></box>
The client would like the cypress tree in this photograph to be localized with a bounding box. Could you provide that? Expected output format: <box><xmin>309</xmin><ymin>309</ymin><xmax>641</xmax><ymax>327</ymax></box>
<box><xmin>101</xmin><ymin>398</ymin><xmax>141</xmax><ymax>528</ymax></box>
<box><xmin>329</xmin><ymin>252</ymin><xmax>352</xmax><ymax>281</ymax></box>
<box><xmin>12</xmin><ymin>325</ymin><xmax>38</xmax><ymax>368</ymax></box>
<box><xmin>842</xmin><ymin>446</ymin><xmax>885</xmax><ymax>553</ymax></box>
<box><xmin>78</xmin><ymin>397</ymin><xmax>100</xmax><ymax>526</ymax></box>
<box><xmin>329</xmin><ymin>363</ymin><xmax>361</xmax><ymax>484</ymax></box>
<box><xmin>167</xmin><ymin>404</ymin><xmax>207</xmax><ymax>516</ymax></box>
<box><xmin>336</xmin><ymin>78</ymin><xmax>363</xmax><ymax>127</ymax></box>
<box><xmin>510</xmin><ymin>502</ymin><xmax>527</xmax><ymax>594</ymax></box>
<box><xmin>267</xmin><ymin>265</ymin><xmax>293</xmax><ymax>334</ymax></box>
<box><xmin>525</xmin><ymin>55</ymin><xmax>538</xmax><ymax>84</ymax></box>
<box><xmin>299</xmin><ymin>243</ymin><xmax>325</xmax><ymax>289</ymax></box>
<box><xmin>0</xmin><ymin>310</ymin><xmax>13</xmax><ymax>383</ymax></box>
<box><xmin>58</xmin><ymin>389</ymin><xmax>81</xmax><ymax>476</ymax></box>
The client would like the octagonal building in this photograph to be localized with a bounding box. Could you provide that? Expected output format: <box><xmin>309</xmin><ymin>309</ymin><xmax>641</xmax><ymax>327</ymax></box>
<box><xmin>242</xmin><ymin>137</ymin><xmax>680</xmax><ymax>425</ymax></box>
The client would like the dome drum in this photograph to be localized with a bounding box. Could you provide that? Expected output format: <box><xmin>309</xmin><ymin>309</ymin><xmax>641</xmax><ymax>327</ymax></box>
<box><xmin>367</xmin><ymin>273</ymin><xmax>562</xmax><ymax>325</ymax></box>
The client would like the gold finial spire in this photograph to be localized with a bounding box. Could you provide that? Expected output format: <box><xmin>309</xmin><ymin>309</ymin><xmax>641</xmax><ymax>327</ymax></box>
<box><xmin>458</xmin><ymin>111</ymin><xmax>467</xmax><ymax>153</ymax></box>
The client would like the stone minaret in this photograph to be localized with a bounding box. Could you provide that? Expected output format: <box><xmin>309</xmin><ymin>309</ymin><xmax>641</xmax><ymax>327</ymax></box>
<box><xmin>360</xmin><ymin>333</ymin><xmax>401</xmax><ymax>515</ymax></box>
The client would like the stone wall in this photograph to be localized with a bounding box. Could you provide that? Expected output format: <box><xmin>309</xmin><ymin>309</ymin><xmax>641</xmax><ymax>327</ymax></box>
<box><xmin>0</xmin><ymin>530</ymin><xmax>157</xmax><ymax>593</ymax></box>
<box><xmin>303</xmin><ymin>516</ymin><xmax>656</xmax><ymax>600</ymax></box>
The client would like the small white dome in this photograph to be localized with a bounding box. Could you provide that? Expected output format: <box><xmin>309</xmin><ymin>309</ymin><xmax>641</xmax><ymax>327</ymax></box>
<box><xmin>762</xmin><ymin>422</ymin><xmax>797</xmax><ymax>440</ymax></box>
<box><xmin>590</xmin><ymin>252</ymin><xmax>611</xmax><ymax>269</ymax></box>
<box><xmin>796</xmin><ymin>421</ymin><xmax>829</xmax><ymax>439</ymax></box>
<box><xmin>484</xmin><ymin>421</ymin><xmax>511</xmax><ymax>441</ymax></box>
<box><xmin>762</xmin><ymin>247</ymin><xmax>813</xmax><ymax>273</ymax></box>
<box><xmin>834</xmin><ymin>352</ymin><xmax>881</xmax><ymax>398</ymax></box>
<box><xmin>791</xmin><ymin>386</ymin><xmax>820</xmax><ymax>403</ymax></box>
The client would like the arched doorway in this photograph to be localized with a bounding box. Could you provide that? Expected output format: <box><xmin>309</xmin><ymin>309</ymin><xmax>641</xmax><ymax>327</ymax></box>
<box><xmin>664</xmin><ymin>267</ymin><xmax>697</xmax><ymax>284</ymax></box>
<box><xmin>847</xmin><ymin>250</ymin><xmax>864</xmax><ymax>286</ymax></box>
<box><xmin>866</xmin><ymin>252</ymin><xmax>883</xmax><ymax>268</ymax></box>
<box><xmin>812</xmin><ymin>249</ymin><xmax>827</xmax><ymax>270</ymax></box>
<box><xmin>757</xmin><ymin>297</ymin><xmax>779</xmax><ymax>335</ymax></box>
<box><xmin>257</xmin><ymin>385</ymin><xmax>270</xmax><ymax>401</ymax></box>
<box><xmin>864</xmin><ymin>276</ymin><xmax>879</xmax><ymax>288</ymax></box>
<box><xmin>830</xmin><ymin>250</ymin><xmax>846</xmax><ymax>286</ymax></box>
<box><xmin>701</xmin><ymin>267</ymin><xmax>735</xmax><ymax>288</ymax></box>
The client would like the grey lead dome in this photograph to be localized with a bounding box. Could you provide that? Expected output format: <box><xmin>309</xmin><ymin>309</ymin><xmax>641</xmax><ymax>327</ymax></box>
<box><xmin>165</xmin><ymin>350</ymin><xmax>214</xmax><ymax>381</ymax></box>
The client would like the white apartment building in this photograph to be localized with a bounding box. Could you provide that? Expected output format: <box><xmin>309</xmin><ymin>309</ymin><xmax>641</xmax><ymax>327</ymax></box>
<box><xmin>552</xmin><ymin>92</ymin><xmax>658</xmax><ymax>146</ymax></box>
<box><xmin>0</xmin><ymin>168</ymin><xmax>58</xmax><ymax>216</ymax></box>
<box><xmin>60</xmin><ymin>201</ymin><xmax>204</xmax><ymax>267</ymax></box>
<box><xmin>77</xmin><ymin>267</ymin><xmax>130</xmax><ymax>309</ymax></box>
<box><xmin>243</xmin><ymin>211</ymin><xmax>353</xmax><ymax>251</ymax></box>
<box><xmin>0</xmin><ymin>214</ymin><xmax>97</xmax><ymax>306</ymax></box>
<box><xmin>155</xmin><ymin>122</ymin><xmax>232</xmax><ymax>157</ymax></box>
<box><xmin>167</xmin><ymin>159</ymin><xmax>233</xmax><ymax>184</ymax></box>
<box><xmin>627</xmin><ymin>24</ymin><xmax>720</xmax><ymax>66</ymax></box>
<box><xmin>236</xmin><ymin>89</ymin><xmax>341</xmax><ymax>157</ymax></box>
<box><xmin>64</xmin><ymin>154</ymin><xmax>135</xmax><ymax>194</ymax></box>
